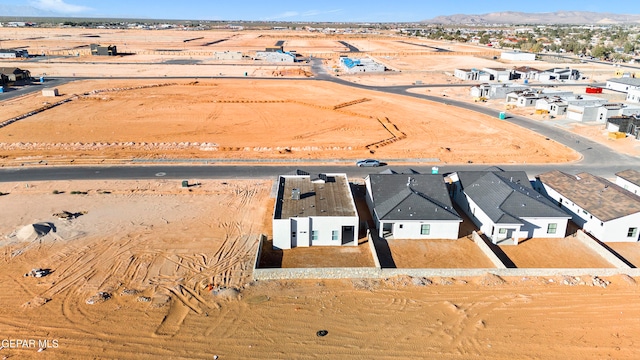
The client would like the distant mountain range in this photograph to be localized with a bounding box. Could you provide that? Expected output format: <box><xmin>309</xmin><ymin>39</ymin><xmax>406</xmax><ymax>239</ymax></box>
<box><xmin>0</xmin><ymin>5</ymin><xmax>57</xmax><ymax>18</ymax></box>
<box><xmin>423</xmin><ymin>11</ymin><xmax>640</xmax><ymax>25</ymax></box>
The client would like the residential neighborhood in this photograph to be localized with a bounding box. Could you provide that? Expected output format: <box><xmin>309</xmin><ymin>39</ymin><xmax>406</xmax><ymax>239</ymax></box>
<box><xmin>272</xmin><ymin>167</ymin><xmax>639</xmax><ymax>250</ymax></box>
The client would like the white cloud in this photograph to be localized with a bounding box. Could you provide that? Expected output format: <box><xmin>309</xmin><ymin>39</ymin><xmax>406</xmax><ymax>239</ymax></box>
<box><xmin>302</xmin><ymin>9</ymin><xmax>342</xmax><ymax>17</ymax></box>
<box><xmin>264</xmin><ymin>9</ymin><xmax>343</xmax><ymax>20</ymax></box>
<box><xmin>29</xmin><ymin>0</ymin><xmax>92</xmax><ymax>14</ymax></box>
<box><xmin>265</xmin><ymin>11</ymin><xmax>299</xmax><ymax>20</ymax></box>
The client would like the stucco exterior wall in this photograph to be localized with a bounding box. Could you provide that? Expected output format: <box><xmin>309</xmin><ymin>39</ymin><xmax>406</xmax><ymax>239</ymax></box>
<box><xmin>380</xmin><ymin>220</ymin><xmax>460</xmax><ymax>240</ymax></box>
<box><xmin>538</xmin><ymin>182</ymin><xmax>640</xmax><ymax>242</ymax></box>
<box><xmin>616</xmin><ymin>176</ymin><xmax>640</xmax><ymax>195</ymax></box>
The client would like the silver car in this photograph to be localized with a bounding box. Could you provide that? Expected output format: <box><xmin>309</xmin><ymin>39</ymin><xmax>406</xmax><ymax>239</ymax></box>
<box><xmin>356</xmin><ymin>159</ymin><xmax>380</xmax><ymax>167</ymax></box>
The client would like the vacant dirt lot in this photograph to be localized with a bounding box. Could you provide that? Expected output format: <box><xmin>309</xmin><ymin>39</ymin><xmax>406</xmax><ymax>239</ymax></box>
<box><xmin>0</xmin><ymin>78</ymin><xmax>579</xmax><ymax>166</ymax></box>
<box><xmin>386</xmin><ymin>238</ymin><xmax>495</xmax><ymax>268</ymax></box>
<box><xmin>499</xmin><ymin>237</ymin><xmax>614</xmax><ymax>268</ymax></box>
<box><xmin>0</xmin><ymin>180</ymin><xmax>639</xmax><ymax>359</ymax></box>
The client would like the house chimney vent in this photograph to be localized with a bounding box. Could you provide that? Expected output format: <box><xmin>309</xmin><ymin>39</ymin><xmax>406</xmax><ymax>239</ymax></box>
<box><xmin>291</xmin><ymin>188</ymin><xmax>301</xmax><ymax>200</ymax></box>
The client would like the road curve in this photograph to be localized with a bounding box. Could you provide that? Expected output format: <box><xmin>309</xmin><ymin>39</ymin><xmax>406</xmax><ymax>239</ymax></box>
<box><xmin>0</xmin><ymin>59</ymin><xmax>638</xmax><ymax>183</ymax></box>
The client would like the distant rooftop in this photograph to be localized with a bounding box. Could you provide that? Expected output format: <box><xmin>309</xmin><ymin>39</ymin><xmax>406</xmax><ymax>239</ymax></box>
<box><xmin>616</xmin><ymin>169</ymin><xmax>640</xmax><ymax>187</ymax></box>
<box><xmin>607</xmin><ymin>78</ymin><xmax>640</xmax><ymax>86</ymax></box>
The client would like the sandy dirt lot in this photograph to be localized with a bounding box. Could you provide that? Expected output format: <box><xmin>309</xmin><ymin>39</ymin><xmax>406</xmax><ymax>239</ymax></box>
<box><xmin>386</xmin><ymin>238</ymin><xmax>495</xmax><ymax>268</ymax></box>
<box><xmin>0</xmin><ymin>78</ymin><xmax>579</xmax><ymax>166</ymax></box>
<box><xmin>1</xmin><ymin>180</ymin><xmax>639</xmax><ymax>359</ymax></box>
<box><xmin>499</xmin><ymin>237</ymin><xmax>615</xmax><ymax>268</ymax></box>
<box><xmin>605</xmin><ymin>242</ymin><xmax>640</xmax><ymax>268</ymax></box>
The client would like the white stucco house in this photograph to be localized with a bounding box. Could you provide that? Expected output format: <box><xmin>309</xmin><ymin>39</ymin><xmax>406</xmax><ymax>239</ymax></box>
<box><xmin>506</xmin><ymin>90</ymin><xmax>540</xmax><ymax>107</ymax></box>
<box><xmin>605</xmin><ymin>115</ymin><xmax>640</xmax><ymax>137</ymax></box>
<box><xmin>272</xmin><ymin>172</ymin><xmax>359</xmax><ymax>250</ymax></box>
<box><xmin>501</xmin><ymin>51</ymin><xmax>536</xmax><ymax>61</ymax></box>
<box><xmin>616</xmin><ymin>169</ymin><xmax>640</xmax><ymax>195</ymax></box>
<box><xmin>513</xmin><ymin>66</ymin><xmax>541</xmax><ymax>80</ymax></box>
<box><xmin>471</xmin><ymin>83</ymin><xmax>531</xmax><ymax>99</ymax></box>
<box><xmin>606</xmin><ymin>78</ymin><xmax>640</xmax><ymax>93</ymax></box>
<box><xmin>455</xmin><ymin>68</ymin><xmax>491</xmax><ymax>81</ymax></box>
<box><xmin>450</xmin><ymin>170</ymin><xmax>571</xmax><ymax>245</ymax></box>
<box><xmin>482</xmin><ymin>67</ymin><xmax>512</xmax><ymax>82</ymax></box>
<box><xmin>535</xmin><ymin>170</ymin><xmax>640</xmax><ymax>242</ymax></box>
<box><xmin>627</xmin><ymin>88</ymin><xmax>640</xmax><ymax>103</ymax></box>
<box><xmin>538</xmin><ymin>68</ymin><xmax>580</xmax><ymax>82</ymax></box>
<box><xmin>535</xmin><ymin>97</ymin><xmax>568</xmax><ymax>116</ymax></box>
<box><xmin>489</xmin><ymin>83</ymin><xmax>531</xmax><ymax>99</ymax></box>
<box><xmin>365</xmin><ymin>173</ymin><xmax>462</xmax><ymax>240</ymax></box>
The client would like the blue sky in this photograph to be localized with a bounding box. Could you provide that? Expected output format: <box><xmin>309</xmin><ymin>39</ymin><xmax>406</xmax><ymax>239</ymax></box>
<box><xmin>0</xmin><ymin>0</ymin><xmax>638</xmax><ymax>22</ymax></box>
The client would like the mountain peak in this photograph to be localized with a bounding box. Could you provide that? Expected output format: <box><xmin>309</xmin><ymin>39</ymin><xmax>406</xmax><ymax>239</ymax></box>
<box><xmin>423</xmin><ymin>11</ymin><xmax>640</xmax><ymax>25</ymax></box>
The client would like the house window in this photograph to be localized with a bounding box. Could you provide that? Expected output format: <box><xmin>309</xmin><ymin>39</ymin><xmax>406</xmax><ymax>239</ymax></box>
<box><xmin>498</xmin><ymin>228</ymin><xmax>507</xmax><ymax>234</ymax></box>
<box><xmin>547</xmin><ymin>223</ymin><xmax>557</xmax><ymax>234</ymax></box>
<box><xmin>420</xmin><ymin>224</ymin><xmax>430</xmax><ymax>235</ymax></box>
<box><xmin>628</xmin><ymin>228</ymin><xmax>638</xmax><ymax>238</ymax></box>
<box><xmin>311</xmin><ymin>230</ymin><xmax>318</xmax><ymax>241</ymax></box>
<box><xmin>332</xmin><ymin>230</ymin><xmax>339</xmax><ymax>241</ymax></box>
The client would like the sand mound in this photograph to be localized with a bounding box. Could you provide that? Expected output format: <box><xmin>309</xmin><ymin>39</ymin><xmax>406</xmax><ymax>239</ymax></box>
<box><xmin>214</xmin><ymin>288</ymin><xmax>241</xmax><ymax>300</ymax></box>
<box><xmin>480</xmin><ymin>273</ymin><xmax>507</xmax><ymax>286</ymax></box>
<box><xmin>22</xmin><ymin>297</ymin><xmax>51</xmax><ymax>308</ymax></box>
<box><xmin>15</xmin><ymin>222</ymin><xmax>54</xmax><ymax>241</ymax></box>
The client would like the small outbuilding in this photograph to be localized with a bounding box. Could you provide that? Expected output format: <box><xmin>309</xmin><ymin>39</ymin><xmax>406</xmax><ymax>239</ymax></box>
<box><xmin>90</xmin><ymin>44</ymin><xmax>117</xmax><ymax>56</ymax></box>
<box><xmin>42</xmin><ymin>88</ymin><xmax>59</xmax><ymax>97</ymax></box>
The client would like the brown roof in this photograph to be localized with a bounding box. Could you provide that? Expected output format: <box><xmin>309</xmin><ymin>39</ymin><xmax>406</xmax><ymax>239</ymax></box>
<box><xmin>537</xmin><ymin>170</ymin><xmax>640</xmax><ymax>221</ymax></box>
<box><xmin>616</xmin><ymin>169</ymin><xmax>640</xmax><ymax>187</ymax></box>
<box><xmin>513</xmin><ymin>66</ymin><xmax>541</xmax><ymax>73</ymax></box>
<box><xmin>274</xmin><ymin>174</ymin><xmax>357</xmax><ymax>219</ymax></box>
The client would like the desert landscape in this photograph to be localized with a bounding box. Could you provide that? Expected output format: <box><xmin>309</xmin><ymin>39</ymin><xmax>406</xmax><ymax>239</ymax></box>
<box><xmin>1</xmin><ymin>179</ymin><xmax>640</xmax><ymax>359</ymax></box>
<box><xmin>2</xmin><ymin>25</ymin><xmax>640</xmax><ymax>359</ymax></box>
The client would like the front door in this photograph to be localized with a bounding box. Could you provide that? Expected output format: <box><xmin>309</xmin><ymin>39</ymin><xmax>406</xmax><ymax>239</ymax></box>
<box><xmin>342</xmin><ymin>226</ymin><xmax>355</xmax><ymax>245</ymax></box>
<box><xmin>382</xmin><ymin>223</ymin><xmax>393</xmax><ymax>238</ymax></box>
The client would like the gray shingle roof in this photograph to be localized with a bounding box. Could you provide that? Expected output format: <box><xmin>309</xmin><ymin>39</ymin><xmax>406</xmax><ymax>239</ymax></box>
<box><xmin>368</xmin><ymin>174</ymin><xmax>460</xmax><ymax>221</ymax></box>
<box><xmin>607</xmin><ymin>78</ymin><xmax>640</xmax><ymax>87</ymax></box>
<box><xmin>457</xmin><ymin>171</ymin><xmax>569</xmax><ymax>224</ymax></box>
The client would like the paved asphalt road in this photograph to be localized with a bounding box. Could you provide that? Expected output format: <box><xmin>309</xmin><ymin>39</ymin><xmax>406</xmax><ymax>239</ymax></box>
<box><xmin>0</xmin><ymin>58</ymin><xmax>638</xmax><ymax>183</ymax></box>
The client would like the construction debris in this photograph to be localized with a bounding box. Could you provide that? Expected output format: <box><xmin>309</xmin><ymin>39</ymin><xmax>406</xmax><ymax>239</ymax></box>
<box><xmin>53</xmin><ymin>210</ymin><xmax>87</xmax><ymax>220</ymax></box>
<box><xmin>86</xmin><ymin>292</ymin><xmax>112</xmax><ymax>305</ymax></box>
<box><xmin>24</xmin><ymin>268</ymin><xmax>51</xmax><ymax>278</ymax></box>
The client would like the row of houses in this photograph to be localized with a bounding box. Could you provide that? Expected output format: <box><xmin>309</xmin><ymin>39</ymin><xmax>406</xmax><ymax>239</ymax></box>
<box><xmin>456</xmin><ymin>67</ymin><xmax>581</xmax><ymax>83</ymax></box>
<box><xmin>272</xmin><ymin>168</ymin><xmax>640</xmax><ymax>249</ymax></box>
<box><xmin>470</xmin><ymin>80</ymin><xmax>640</xmax><ymax>122</ymax></box>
